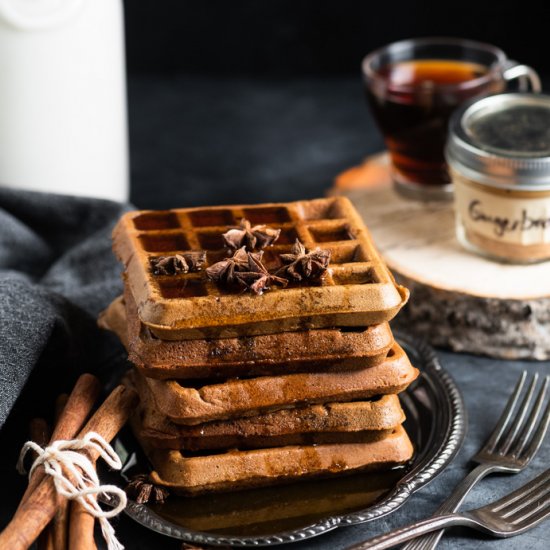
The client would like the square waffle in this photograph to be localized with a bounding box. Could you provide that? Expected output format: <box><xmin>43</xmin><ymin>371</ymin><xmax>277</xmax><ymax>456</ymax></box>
<box><xmin>129</xmin><ymin>368</ymin><xmax>405</xmax><ymax>450</ymax></box>
<box><xmin>99</xmin><ymin>293</ymin><xmax>394</xmax><ymax>379</ymax></box>
<box><xmin>112</xmin><ymin>197</ymin><xmax>409</xmax><ymax>340</ymax></box>
<box><xmin>139</xmin><ymin>343</ymin><xmax>418</xmax><ymax>425</ymax></box>
<box><xmin>140</xmin><ymin>425</ymin><xmax>414</xmax><ymax>495</ymax></box>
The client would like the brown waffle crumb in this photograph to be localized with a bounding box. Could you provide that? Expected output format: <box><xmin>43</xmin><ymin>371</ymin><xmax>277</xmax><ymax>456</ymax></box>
<box><xmin>222</xmin><ymin>218</ymin><xmax>281</xmax><ymax>251</ymax></box>
<box><xmin>206</xmin><ymin>247</ymin><xmax>287</xmax><ymax>295</ymax></box>
<box><xmin>150</xmin><ymin>252</ymin><xmax>206</xmax><ymax>276</ymax></box>
<box><xmin>276</xmin><ymin>239</ymin><xmax>331</xmax><ymax>281</ymax></box>
<box><xmin>125</xmin><ymin>473</ymin><xmax>169</xmax><ymax>504</ymax></box>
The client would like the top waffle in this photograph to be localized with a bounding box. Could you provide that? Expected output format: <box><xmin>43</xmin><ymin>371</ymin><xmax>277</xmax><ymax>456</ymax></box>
<box><xmin>113</xmin><ymin>197</ymin><xmax>408</xmax><ymax>339</ymax></box>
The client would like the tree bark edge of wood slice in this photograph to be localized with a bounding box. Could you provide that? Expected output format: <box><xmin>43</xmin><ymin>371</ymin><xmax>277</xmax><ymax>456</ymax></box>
<box><xmin>392</xmin><ymin>272</ymin><xmax>550</xmax><ymax>360</ymax></box>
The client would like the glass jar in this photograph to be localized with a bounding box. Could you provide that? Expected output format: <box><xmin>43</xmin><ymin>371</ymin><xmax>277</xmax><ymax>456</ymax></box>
<box><xmin>446</xmin><ymin>93</ymin><xmax>550</xmax><ymax>263</ymax></box>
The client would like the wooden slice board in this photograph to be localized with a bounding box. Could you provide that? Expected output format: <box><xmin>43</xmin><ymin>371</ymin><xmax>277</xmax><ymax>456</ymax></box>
<box><xmin>331</xmin><ymin>153</ymin><xmax>550</xmax><ymax>360</ymax></box>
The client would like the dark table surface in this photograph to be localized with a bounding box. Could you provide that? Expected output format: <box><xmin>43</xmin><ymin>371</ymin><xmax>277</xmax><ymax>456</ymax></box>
<box><xmin>2</xmin><ymin>75</ymin><xmax>550</xmax><ymax>549</ymax></box>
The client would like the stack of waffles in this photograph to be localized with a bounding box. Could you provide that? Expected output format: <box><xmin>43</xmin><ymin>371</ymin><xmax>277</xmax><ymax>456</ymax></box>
<box><xmin>100</xmin><ymin>197</ymin><xmax>419</xmax><ymax>496</ymax></box>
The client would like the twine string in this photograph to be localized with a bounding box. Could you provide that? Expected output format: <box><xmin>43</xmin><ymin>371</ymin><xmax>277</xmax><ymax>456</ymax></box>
<box><xmin>18</xmin><ymin>432</ymin><xmax>127</xmax><ymax>550</ymax></box>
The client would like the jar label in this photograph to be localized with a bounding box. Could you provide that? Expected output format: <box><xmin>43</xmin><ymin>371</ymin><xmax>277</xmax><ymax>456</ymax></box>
<box><xmin>455</xmin><ymin>180</ymin><xmax>550</xmax><ymax>245</ymax></box>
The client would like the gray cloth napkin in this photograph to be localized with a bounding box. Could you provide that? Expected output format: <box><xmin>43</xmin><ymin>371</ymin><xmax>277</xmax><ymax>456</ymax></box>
<box><xmin>0</xmin><ymin>188</ymin><xmax>131</xmax><ymax>430</ymax></box>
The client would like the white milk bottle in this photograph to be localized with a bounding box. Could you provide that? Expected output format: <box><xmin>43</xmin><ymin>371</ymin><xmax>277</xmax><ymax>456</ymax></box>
<box><xmin>0</xmin><ymin>0</ymin><xmax>128</xmax><ymax>202</ymax></box>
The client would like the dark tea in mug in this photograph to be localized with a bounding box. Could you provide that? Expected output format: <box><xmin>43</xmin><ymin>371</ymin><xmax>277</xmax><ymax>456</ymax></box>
<box><xmin>362</xmin><ymin>38</ymin><xmax>540</xmax><ymax>198</ymax></box>
<box><xmin>366</xmin><ymin>59</ymin><xmax>500</xmax><ymax>186</ymax></box>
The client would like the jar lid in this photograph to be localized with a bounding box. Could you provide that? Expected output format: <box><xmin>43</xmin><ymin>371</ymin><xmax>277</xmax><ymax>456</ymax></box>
<box><xmin>446</xmin><ymin>93</ymin><xmax>550</xmax><ymax>190</ymax></box>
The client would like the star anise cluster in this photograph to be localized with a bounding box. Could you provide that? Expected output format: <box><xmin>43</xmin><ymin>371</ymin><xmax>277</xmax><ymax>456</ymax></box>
<box><xmin>276</xmin><ymin>239</ymin><xmax>331</xmax><ymax>281</ymax></box>
<box><xmin>150</xmin><ymin>252</ymin><xmax>206</xmax><ymax>276</ymax></box>
<box><xmin>222</xmin><ymin>218</ymin><xmax>280</xmax><ymax>251</ymax></box>
<box><xmin>125</xmin><ymin>473</ymin><xmax>169</xmax><ymax>504</ymax></box>
<box><xmin>206</xmin><ymin>247</ymin><xmax>287</xmax><ymax>295</ymax></box>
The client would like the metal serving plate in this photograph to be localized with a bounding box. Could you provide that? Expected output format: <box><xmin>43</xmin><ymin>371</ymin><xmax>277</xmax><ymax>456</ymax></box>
<box><xmin>113</xmin><ymin>333</ymin><xmax>466</xmax><ymax>546</ymax></box>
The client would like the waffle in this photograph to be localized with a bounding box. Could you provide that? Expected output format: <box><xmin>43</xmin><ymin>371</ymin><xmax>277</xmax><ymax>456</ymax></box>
<box><xmin>112</xmin><ymin>197</ymin><xmax>409</xmax><ymax>340</ymax></box>
<box><xmin>140</xmin><ymin>343</ymin><xmax>418</xmax><ymax>425</ymax></box>
<box><xmin>143</xmin><ymin>425</ymin><xmax>413</xmax><ymax>495</ymax></box>
<box><xmin>99</xmin><ymin>293</ymin><xmax>394</xmax><ymax>379</ymax></box>
<box><xmin>129</xmin><ymin>370</ymin><xmax>405</xmax><ymax>450</ymax></box>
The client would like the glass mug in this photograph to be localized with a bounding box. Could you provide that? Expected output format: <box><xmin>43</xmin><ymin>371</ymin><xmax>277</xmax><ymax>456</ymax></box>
<box><xmin>362</xmin><ymin>37</ymin><xmax>541</xmax><ymax>199</ymax></box>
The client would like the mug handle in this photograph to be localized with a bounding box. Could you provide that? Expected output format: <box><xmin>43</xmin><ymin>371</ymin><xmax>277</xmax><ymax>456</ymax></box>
<box><xmin>502</xmin><ymin>60</ymin><xmax>542</xmax><ymax>92</ymax></box>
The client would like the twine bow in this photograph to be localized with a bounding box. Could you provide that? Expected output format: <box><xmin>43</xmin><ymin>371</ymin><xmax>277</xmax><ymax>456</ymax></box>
<box><xmin>17</xmin><ymin>432</ymin><xmax>127</xmax><ymax>550</ymax></box>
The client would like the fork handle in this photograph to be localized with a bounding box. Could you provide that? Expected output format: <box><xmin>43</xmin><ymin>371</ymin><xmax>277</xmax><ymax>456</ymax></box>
<box><xmin>345</xmin><ymin>514</ymin><xmax>473</xmax><ymax>550</ymax></box>
<box><xmin>401</xmin><ymin>463</ymin><xmax>495</xmax><ymax>550</ymax></box>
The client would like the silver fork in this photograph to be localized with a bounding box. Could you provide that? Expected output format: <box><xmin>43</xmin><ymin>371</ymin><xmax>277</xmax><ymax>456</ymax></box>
<box><xmin>346</xmin><ymin>466</ymin><xmax>550</xmax><ymax>550</ymax></box>
<box><xmin>402</xmin><ymin>371</ymin><xmax>550</xmax><ymax>550</ymax></box>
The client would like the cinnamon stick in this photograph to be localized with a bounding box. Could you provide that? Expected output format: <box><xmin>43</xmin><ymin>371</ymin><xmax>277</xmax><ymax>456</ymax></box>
<box><xmin>0</xmin><ymin>385</ymin><xmax>138</xmax><ymax>550</ymax></box>
<box><xmin>29</xmin><ymin>418</ymin><xmax>50</xmax><ymax>449</ymax></box>
<box><xmin>68</xmin><ymin>501</ymin><xmax>97</xmax><ymax>550</ymax></box>
<box><xmin>66</xmin><ymin>390</ymin><xmax>97</xmax><ymax>550</ymax></box>
<box><xmin>30</xmin><ymin>419</ymin><xmax>55</xmax><ymax>550</ymax></box>
<box><xmin>36</xmin><ymin>523</ymin><xmax>55</xmax><ymax>550</ymax></box>
<box><xmin>52</xmin><ymin>394</ymin><xmax>70</xmax><ymax>550</ymax></box>
<box><xmin>55</xmin><ymin>394</ymin><xmax>69</xmax><ymax>421</ymax></box>
<box><xmin>19</xmin><ymin>374</ymin><xmax>101</xmax><ymax>507</ymax></box>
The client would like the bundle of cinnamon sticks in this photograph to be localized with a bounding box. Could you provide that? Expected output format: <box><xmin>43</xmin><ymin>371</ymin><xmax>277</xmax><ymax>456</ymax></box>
<box><xmin>0</xmin><ymin>374</ymin><xmax>138</xmax><ymax>550</ymax></box>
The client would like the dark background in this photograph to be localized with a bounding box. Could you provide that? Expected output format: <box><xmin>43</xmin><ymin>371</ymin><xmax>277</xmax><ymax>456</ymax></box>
<box><xmin>123</xmin><ymin>0</ymin><xmax>550</xmax><ymax>77</ymax></box>
<box><xmin>2</xmin><ymin>5</ymin><xmax>550</xmax><ymax>549</ymax></box>
<box><xmin>121</xmin><ymin>1</ymin><xmax>550</xmax><ymax>210</ymax></box>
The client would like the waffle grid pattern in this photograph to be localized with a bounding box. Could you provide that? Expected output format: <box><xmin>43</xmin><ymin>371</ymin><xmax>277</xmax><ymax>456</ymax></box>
<box><xmin>128</xmin><ymin>198</ymin><xmax>389</xmax><ymax>300</ymax></box>
<box><xmin>113</xmin><ymin>197</ymin><xmax>408</xmax><ymax>336</ymax></box>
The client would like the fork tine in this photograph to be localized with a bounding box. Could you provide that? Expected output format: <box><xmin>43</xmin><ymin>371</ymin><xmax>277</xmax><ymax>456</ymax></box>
<box><xmin>504</xmin><ymin>480</ymin><xmax>550</xmax><ymax>524</ymax></box>
<box><xmin>511</xmin><ymin>376</ymin><xmax>550</xmax><ymax>458</ymax></box>
<box><xmin>347</xmin><ymin>470</ymin><xmax>550</xmax><ymax>548</ymax></box>
<box><xmin>498</xmin><ymin>476</ymin><xmax>550</xmax><ymax>518</ymax></box>
<box><xmin>514</xmin><ymin>499</ymin><xmax>550</xmax><ymax>529</ymax></box>
<box><xmin>491</xmin><ymin>468</ymin><xmax>550</xmax><ymax>514</ymax></box>
<box><xmin>519</xmin><ymin>397</ymin><xmax>550</xmax><ymax>461</ymax></box>
<box><xmin>498</xmin><ymin>373</ymin><xmax>539</xmax><ymax>455</ymax></box>
<box><xmin>483</xmin><ymin>371</ymin><xmax>527</xmax><ymax>453</ymax></box>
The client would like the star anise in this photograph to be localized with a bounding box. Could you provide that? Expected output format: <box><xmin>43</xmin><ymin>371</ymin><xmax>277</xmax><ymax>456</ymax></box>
<box><xmin>222</xmin><ymin>218</ymin><xmax>280</xmax><ymax>251</ymax></box>
<box><xmin>276</xmin><ymin>239</ymin><xmax>331</xmax><ymax>281</ymax></box>
<box><xmin>150</xmin><ymin>252</ymin><xmax>206</xmax><ymax>276</ymax></box>
<box><xmin>206</xmin><ymin>247</ymin><xmax>287</xmax><ymax>295</ymax></box>
<box><xmin>234</xmin><ymin>250</ymin><xmax>288</xmax><ymax>295</ymax></box>
<box><xmin>125</xmin><ymin>473</ymin><xmax>169</xmax><ymax>504</ymax></box>
<box><xmin>205</xmin><ymin>247</ymin><xmax>251</xmax><ymax>284</ymax></box>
